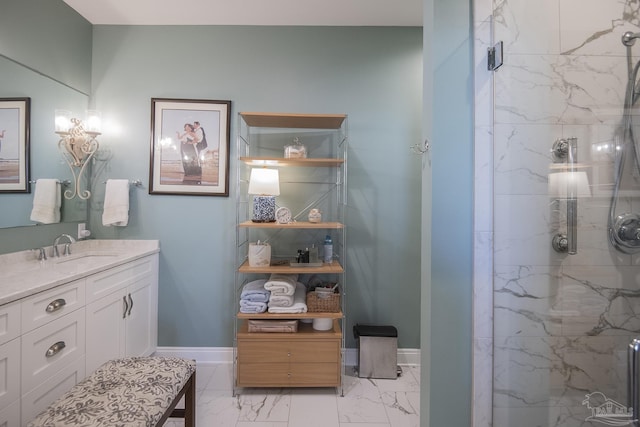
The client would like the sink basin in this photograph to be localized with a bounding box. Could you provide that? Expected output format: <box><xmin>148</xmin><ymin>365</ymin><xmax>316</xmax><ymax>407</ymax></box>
<box><xmin>54</xmin><ymin>252</ymin><xmax>119</xmax><ymax>265</ymax></box>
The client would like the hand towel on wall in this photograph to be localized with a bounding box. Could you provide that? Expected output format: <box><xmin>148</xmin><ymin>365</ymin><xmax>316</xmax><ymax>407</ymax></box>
<box><xmin>268</xmin><ymin>283</ymin><xmax>308</xmax><ymax>314</ymax></box>
<box><xmin>102</xmin><ymin>179</ymin><xmax>130</xmax><ymax>226</ymax></box>
<box><xmin>30</xmin><ymin>179</ymin><xmax>61</xmax><ymax>224</ymax></box>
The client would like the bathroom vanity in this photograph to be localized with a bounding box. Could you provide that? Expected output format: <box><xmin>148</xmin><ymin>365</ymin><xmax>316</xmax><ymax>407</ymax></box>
<box><xmin>0</xmin><ymin>239</ymin><xmax>159</xmax><ymax>426</ymax></box>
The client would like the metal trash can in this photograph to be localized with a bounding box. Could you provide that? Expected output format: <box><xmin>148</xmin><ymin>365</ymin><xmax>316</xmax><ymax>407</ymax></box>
<box><xmin>353</xmin><ymin>324</ymin><xmax>399</xmax><ymax>379</ymax></box>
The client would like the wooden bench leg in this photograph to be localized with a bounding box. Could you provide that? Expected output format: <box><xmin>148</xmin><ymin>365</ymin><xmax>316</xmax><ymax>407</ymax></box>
<box><xmin>156</xmin><ymin>371</ymin><xmax>196</xmax><ymax>427</ymax></box>
<box><xmin>184</xmin><ymin>372</ymin><xmax>196</xmax><ymax>427</ymax></box>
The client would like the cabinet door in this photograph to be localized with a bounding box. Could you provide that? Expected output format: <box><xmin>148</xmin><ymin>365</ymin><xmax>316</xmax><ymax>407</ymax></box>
<box><xmin>125</xmin><ymin>275</ymin><xmax>157</xmax><ymax>357</ymax></box>
<box><xmin>85</xmin><ymin>291</ymin><xmax>126</xmax><ymax>375</ymax></box>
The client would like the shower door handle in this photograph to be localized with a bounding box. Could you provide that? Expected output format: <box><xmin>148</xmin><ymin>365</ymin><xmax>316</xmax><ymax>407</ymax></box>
<box><xmin>552</xmin><ymin>137</ymin><xmax>578</xmax><ymax>255</ymax></box>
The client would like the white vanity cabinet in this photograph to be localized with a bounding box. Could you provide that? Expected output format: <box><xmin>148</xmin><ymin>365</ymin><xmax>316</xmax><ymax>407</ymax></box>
<box><xmin>0</xmin><ymin>241</ymin><xmax>159</xmax><ymax>427</ymax></box>
<box><xmin>85</xmin><ymin>254</ymin><xmax>159</xmax><ymax>374</ymax></box>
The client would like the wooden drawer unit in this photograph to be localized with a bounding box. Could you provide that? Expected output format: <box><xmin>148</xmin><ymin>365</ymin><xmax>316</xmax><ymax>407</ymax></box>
<box><xmin>21</xmin><ymin>279</ymin><xmax>85</xmax><ymax>333</ymax></box>
<box><xmin>236</xmin><ymin>321</ymin><xmax>341</xmax><ymax>388</ymax></box>
<box><xmin>21</xmin><ymin>308</ymin><xmax>85</xmax><ymax>393</ymax></box>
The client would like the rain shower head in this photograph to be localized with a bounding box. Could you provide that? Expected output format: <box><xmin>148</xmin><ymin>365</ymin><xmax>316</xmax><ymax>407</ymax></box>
<box><xmin>622</xmin><ymin>31</ymin><xmax>640</xmax><ymax>46</ymax></box>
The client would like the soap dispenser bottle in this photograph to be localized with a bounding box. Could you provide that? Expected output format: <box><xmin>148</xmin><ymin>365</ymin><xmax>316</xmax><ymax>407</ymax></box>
<box><xmin>323</xmin><ymin>235</ymin><xmax>333</xmax><ymax>264</ymax></box>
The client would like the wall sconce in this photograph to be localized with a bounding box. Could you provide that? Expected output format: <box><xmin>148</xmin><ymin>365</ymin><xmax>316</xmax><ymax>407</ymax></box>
<box><xmin>248</xmin><ymin>168</ymin><xmax>280</xmax><ymax>222</ymax></box>
<box><xmin>55</xmin><ymin>109</ymin><xmax>101</xmax><ymax>199</ymax></box>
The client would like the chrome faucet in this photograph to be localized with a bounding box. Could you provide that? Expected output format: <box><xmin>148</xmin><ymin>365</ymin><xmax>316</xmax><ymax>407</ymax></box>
<box><xmin>52</xmin><ymin>234</ymin><xmax>76</xmax><ymax>257</ymax></box>
<box><xmin>34</xmin><ymin>247</ymin><xmax>47</xmax><ymax>261</ymax></box>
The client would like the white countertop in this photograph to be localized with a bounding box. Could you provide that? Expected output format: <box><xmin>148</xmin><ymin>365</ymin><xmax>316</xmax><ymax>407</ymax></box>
<box><xmin>0</xmin><ymin>239</ymin><xmax>160</xmax><ymax>306</ymax></box>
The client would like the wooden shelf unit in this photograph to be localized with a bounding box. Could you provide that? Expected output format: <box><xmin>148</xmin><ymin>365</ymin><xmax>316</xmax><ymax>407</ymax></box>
<box><xmin>234</xmin><ymin>111</ymin><xmax>347</xmax><ymax>395</ymax></box>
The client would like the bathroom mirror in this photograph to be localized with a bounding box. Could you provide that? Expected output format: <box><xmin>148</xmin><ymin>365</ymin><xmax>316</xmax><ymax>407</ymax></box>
<box><xmin>0</xmin><ymin>55</ymin><xmax>90</xmax><ymax>228</ymax></box>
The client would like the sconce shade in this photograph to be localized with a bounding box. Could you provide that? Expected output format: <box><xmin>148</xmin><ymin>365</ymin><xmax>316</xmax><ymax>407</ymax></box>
<box><xmin>548</xmin><ymin>171</ymin><xmax>592</xmax><ymax>198</ymax></box>
<box><xmin>55</xmin><ymin>110</ymin><xmax>101</xmax><ymax>200</ymax></box>
<box><xmin>248</xmin><ymin>168</ymin><xmax>280</xmax><ymax>196</ymax></box>
<box><xmin>55</xmin><ymin>110</ymin><xmax>72</xmax><ymax>133</ymax></box>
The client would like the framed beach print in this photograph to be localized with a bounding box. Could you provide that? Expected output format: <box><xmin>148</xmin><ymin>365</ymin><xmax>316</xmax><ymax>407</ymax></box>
<box><xmin>149</xmin><ymin>98</ymin><xmax>231</xmax><ymax>196</ymax></box>
<box><xmin>0</xmin><ymin>98</ymin><xmax>30</xmax><ymax>193</ymax></box>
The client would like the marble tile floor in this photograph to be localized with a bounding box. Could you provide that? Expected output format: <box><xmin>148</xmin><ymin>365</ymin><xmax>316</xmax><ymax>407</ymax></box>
<box><xmin>164</xmin><ymin>362</ymin><xmax>420</xmax><ymax>427</ymax></box>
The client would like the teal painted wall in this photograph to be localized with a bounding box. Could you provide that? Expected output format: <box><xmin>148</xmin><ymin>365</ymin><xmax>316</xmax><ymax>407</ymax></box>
<box><xmin>425</xmin><ymin>0</ymin><xmax>474</xmax><ymax>425</ymax></box>
<box><xmin>88</xmin><ymin>26</ymin><xmax>423</xmax><ymax>348</ymax></box>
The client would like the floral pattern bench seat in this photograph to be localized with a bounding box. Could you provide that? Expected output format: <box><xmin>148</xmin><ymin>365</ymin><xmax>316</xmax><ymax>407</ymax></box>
<box><xmin>28</xmin><ymin>356</ymin><xmax>196</xmax><ymax>427</ymax></box>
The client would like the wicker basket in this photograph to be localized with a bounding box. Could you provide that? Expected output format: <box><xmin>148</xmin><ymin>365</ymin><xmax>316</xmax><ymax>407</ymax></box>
<box><xmin>306</xmin><ymin>290</ymin><xmax>341</xmax><ymax>313</ymax></box>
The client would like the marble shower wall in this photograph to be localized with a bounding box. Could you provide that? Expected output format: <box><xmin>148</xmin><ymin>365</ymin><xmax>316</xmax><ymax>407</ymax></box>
<box><xmin>475</xmin><ymin>0</ymin><xmax>640</xmax><ymax>426</ymax></box>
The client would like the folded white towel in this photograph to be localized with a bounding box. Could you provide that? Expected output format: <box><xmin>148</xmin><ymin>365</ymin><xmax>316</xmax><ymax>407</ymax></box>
<box><xmin>102</xmin><ymin>179</ymin><xmax>129</xmax><ymax>226</ymax></box>
<box><xmin>268</xmin><ymin>283</ymin><xmax>307</xmax><ymax>314</ymax></box>
<box><xmin>241</xmin><ymin>279</ymin><xmax>270</xmax><ymax>303</ymax></box>
<box><xmin>264</xmin><ymin>273</ymin><xmax>299</xmax><ymax>296</ymax></box>
<box><xmin>30</xmin><ymin>179</ymin><xmax>61</xmax><ymax>224</ymax></box>
<box><xmin>240</xmin><ymin>300</ymin><xmax>268</xmax><ymax>314</ymax></box>
<box><xmin>268</xmin><ymin>293</ymin><xmax>294</xmax><ymax>308</ymax></box>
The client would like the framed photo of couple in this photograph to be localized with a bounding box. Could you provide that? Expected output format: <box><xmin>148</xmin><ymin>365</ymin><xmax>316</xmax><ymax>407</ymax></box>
<box><xmin>149</xmin><ymin>98</ymin><xmax>231</xmax><ymax>196</ymax></box>
<box><xmin>0</xmin><ymin>97</ymin><xmax>30</xmax><ymax>193</ymax></box>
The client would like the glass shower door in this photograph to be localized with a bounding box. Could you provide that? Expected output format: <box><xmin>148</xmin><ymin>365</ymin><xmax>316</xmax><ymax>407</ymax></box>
<box><xmin>489</xmin><ymin>1</ymin><xmax>640</xmax><ymax>426</ymax></box>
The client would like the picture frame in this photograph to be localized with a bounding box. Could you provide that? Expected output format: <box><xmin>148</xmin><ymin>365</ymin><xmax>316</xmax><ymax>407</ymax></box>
<box><xmin>150</xmin><ymin>98</ymin><xmax>231</xmax><ymax>196</ymax></box>
<box><xmin>0</xmin><ymin>97</ymin><xmax>30</xmax><ymax>193</ymax></box>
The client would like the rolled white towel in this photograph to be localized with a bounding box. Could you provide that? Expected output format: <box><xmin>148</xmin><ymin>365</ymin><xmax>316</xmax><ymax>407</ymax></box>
<box><xmin>268</xmin><ymin>283</ymin><xmax>307</xmax><ymax>314</ymax></box>
<box><xmin>30</xmin><ymin>179</ymin><xmax>61</xmax><ymax>224</ymax></box>
<box><xmin>268</xmin><ymin>293</ymin><xmax>294</xmax><ymax>308</ymax></box>
<box><xmin>264</xmin><ymin>273</ymin><xmax>298</xmax><ymax>296</ymax></box>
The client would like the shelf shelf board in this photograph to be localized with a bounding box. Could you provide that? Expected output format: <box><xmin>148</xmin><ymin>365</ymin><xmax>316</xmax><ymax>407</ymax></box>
<box><xmin>240</xmin><ymin>157</ymin><xmax>344</xmax><ymax>167</ymax></box>
<box><xmin>239</xmin><ymin>220</ymin><xmax>344</xmax><ymax>229</ymax></box>
<box><xmin>237</xmin><ymin>312</ymin><xmax>343</xmax><ymax>320</ymax></box>
<box><xmin>237</xmin><ymin>320</ymin><xmax>343</xmax><ymax>339</ymax></box>
<box><xmin>239</xmin><ymin>260</ymin><xmax>344</xmax><ymax>274</ymax></box>
<box><xmin>240</xmin><ymin>112</ymin><xmax>347</xmax><ymax>129</ymax></box>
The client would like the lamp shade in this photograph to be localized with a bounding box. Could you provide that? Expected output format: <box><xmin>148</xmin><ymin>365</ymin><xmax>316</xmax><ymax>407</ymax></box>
<box><xmin>248</xmin><ymin>168</ymin><xmax>280</xmax><ymax>196</ymax></box>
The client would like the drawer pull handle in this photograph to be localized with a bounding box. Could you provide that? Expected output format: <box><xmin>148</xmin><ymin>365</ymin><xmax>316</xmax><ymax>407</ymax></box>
<box><xmin>287</xmin><ymin>352</ymin><xmax>291</xmax><ymax>357</ymax></box>
<box><xmin>127</xmin><ymin>293</ymin><xmax>133</xmax><ymax>316</ymax></box>
<box><xmin>45</xmin><ymin>341</ymin><xmax>66</xmax><ymax>358</ymax></box>
<box><xmin>123</xmin><ymin>296</ymin><xmax>129</xmax><ymax>319</ymax></box>
<box><xmin>46</xmin><ymin>298</ymin><xmax>66</xmax><ymax>313</ymax></box>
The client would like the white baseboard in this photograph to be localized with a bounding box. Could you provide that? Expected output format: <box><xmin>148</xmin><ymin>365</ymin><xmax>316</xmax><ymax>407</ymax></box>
<box><xmin>155</xmin><ymin>347</ymin><xmax>420</xmax><ymax>367</ymax></box>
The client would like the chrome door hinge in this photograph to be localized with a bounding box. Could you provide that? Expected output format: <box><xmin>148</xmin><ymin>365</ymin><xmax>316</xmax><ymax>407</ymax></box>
<box><xmin>487</xmin><ymin>41</ymin><xmax>503</xmax><ymax>71</ymax></box>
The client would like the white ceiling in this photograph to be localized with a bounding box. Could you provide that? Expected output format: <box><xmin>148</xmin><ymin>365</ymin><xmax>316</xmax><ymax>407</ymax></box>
<box><xmin>63</xmin><ymin>0</ymin><xmax>423</xmax><ymax>26</ymax></box>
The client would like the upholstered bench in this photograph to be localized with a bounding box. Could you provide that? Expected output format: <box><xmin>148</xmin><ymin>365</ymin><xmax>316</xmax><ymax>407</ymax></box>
<box><xmin>28</xmin><ymin>356</ymin><xmax>196</xmax><ymax>427</ymax></box>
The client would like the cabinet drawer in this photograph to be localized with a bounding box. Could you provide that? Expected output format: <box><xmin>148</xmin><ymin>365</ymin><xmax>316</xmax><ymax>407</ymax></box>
<box><xmin>86</xmin><ymin>255</ymin><xmax>157</xmax><ymax>304</ymax></box>
<box><xmin>238</xmin><ymin>339</ymin><xmax>340</xmax><ymax>364</ymax></box>
<box><xmin>0</xmin><ymin>302</ymin><xmax>20</xmax><ymax>347</ymax></box>
<box><xmin>237</xmin><ymin>362</ymin><xmax>339</xmax><ymax>387</ymax></box>
<box><xmin>21</xmin><ymin>279</ymin><xmax>85</xmax><ymax>333</ymax></box>
<box><xmin>21</xmin><ymin>355</ymin><xmax>85</xmax><ymax>424</ymax></box>
<box><xmin>21</xmin><ymin>308</ymin><xmax>85</xmax><ymax>393</ymax></box>
<box><xmin>0</xmin><ymin>338</ymin><xmax>20</xmax><ymax>412</ymax></box>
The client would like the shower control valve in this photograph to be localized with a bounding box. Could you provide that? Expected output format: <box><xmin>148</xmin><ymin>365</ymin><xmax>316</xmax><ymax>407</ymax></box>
<box><xmin>552</xmin><ymin>234</ymin><xmax>568</xmax><ymax>253</ymax></box>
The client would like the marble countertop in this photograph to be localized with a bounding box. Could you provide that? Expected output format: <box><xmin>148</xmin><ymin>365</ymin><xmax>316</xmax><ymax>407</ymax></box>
<box><xmin>0</xmin><ymin>239</ymin><xmax>160</xmax><ymax>306</ymax></box>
